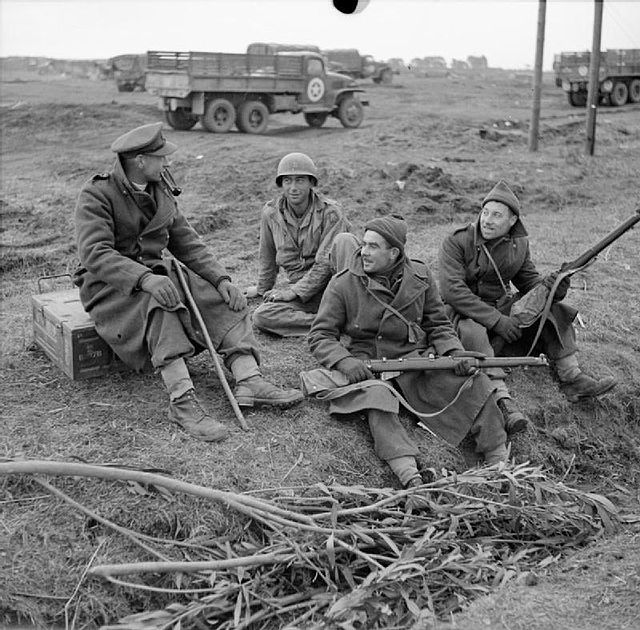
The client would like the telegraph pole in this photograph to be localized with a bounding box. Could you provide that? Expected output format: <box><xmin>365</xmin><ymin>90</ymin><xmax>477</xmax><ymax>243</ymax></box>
<box><xmin>528</xmin><ymin>0</ymin><xmax>546</xmax><ymax>152</ymax></box>
<box><xmin>585</xmin><ymin>0</ymin><xmax>604</xmax><ymax>156</ymax></box>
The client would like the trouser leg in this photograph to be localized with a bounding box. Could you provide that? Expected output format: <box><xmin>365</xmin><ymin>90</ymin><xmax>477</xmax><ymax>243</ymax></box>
<box><xmin>146</xmin><ymin>307</ymin><xmax>195</xmax><ymax>369</ymax></box>
<box><xmin>253</xmin><ymin>300</ymin><xmax>318</xmax><ymax>337</ymax></box>
<box><xmin>329</xmin><ymin>232</ymin><xmax>360</xmax><ymax>273</ymax></box>
<box><xmin>467</xmin><ymin>396</ymin><xmax>507</xmax><ymax>455</ymax></box>
<box><xmin>160</xmin><ymin>358</ymin><xmax>193</xmax><ymax>401</ymax></box>
<box><xmin>367</xmin><ymin>409</ymin><xmax>419</xmax><ymax>460</ymax></box>
<box><xmin>457</xmin><ymin>318</ymin><xmax>510</xmax><ymax>400</ymax></box>
<box><xmin>216</xmin><ymin>314</ymin><xmax>261</xmax><ymax>373</ymax></box>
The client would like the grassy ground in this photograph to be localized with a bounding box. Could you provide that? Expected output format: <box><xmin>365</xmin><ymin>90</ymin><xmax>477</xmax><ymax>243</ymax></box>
<box><xmin>1</xmin><ymin>67</ymin><xmax>639</xmax><ymax>628</ymax></box>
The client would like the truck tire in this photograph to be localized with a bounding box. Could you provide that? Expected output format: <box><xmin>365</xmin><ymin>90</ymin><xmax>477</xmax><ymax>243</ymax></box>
<box><xmin>628</xmin><ymin>79</ymin><xmax>640</xmax><ymax>104</ymax></box>
<box><xmin>610</xmin><ymin>81</ymin><xmax>628</xmax><ymax>106</ymax></box>
<box><xmin>237</xmin><ymin>101</ymin><xmax>269</xmax><ymax>134</ymax></box>
<box><xmin>337</xmin><ymin>97</ymin><xmax>364</xmax><ymax>128</ymax></box>
<box><xmin>304</xmin><ymin>112</ymin><xmax>328</xmax><ymax>128</ymax></box>
<box><xmin>165</xmin><ymin>109</ymin><xmax>198</xmax><ymax>131</ymax></box>
<box><xmin>568</xmin><ymin>91</ymin><xmax>587</xmax><ymax>107</ymax></box>
<box><xmin>380</xmin><ymin>69</ymin><xmax>393</xmax><ymax>84</ymax></box>
<box><xmin>201</xmin><ymin>99</ymin><xmax>236</xmax><ymax>133</ymax></box>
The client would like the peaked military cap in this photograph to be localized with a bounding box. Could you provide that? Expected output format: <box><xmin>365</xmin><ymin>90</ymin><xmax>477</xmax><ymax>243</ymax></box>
<box><xmin>110</xmin><ymin>122</ymin><xmax>177</xmax><ymax>158</ymax></box>
<box><xmin>482</xmin><ymin>180</ymin><xmax>521</xmax><ymax>216</ymax></box>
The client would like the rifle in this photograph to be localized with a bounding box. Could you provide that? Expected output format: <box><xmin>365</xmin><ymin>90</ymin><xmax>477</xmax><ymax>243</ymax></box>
<box><xmin>365</xmin><ymin>355</ymin><xmax>548</xmax><ymax>374</ymax></box>
<box><xmin>510</xmin><ymin>207</ymin><xmax>640</xmax><ymax>351</ymax></box>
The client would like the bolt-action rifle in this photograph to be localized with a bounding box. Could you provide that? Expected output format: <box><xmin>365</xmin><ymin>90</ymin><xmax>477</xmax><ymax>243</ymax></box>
<box><xmin>510</xmin><ymin>207</ymin><xmax>640</xmax><ymax>352</ymax></box>
<box><xmin>365</xmin><ymin>354</ymin><xmax>548</xmax><ymax>375</ymax></box>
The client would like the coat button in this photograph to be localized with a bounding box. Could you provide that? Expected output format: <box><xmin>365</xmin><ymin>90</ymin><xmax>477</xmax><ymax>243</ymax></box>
<box><xmin>377</xmin><ymin>335</ymin><xmax>383</xmax><ymax>340</ymax></box>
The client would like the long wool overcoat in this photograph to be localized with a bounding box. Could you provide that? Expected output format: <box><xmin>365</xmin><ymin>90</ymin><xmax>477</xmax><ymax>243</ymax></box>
<box><xmin>308</xmin><ymin>252</ymin><xmax>498</xmax><ymax>446</ymax></box>
<box><xmin>438</xmin><ymin>219</ymin><xmax>577</xmax><ymax>347</ymax></box>
<box><xmin>74</xmin><ymin>159</ymin><xmax>247</xmax><ymax>371</ymax></box>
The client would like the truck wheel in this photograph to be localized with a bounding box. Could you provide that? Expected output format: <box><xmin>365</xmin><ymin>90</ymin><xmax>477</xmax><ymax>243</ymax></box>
<box><xmin>372</xmin><ymin>77</ymin><xmax>381</xmax><ymax>84</ymax></box>
<box><xmin>337</xmin><ymin>97</ymin><xmax>364</xmax><ymax>128</ymax></box>
<box><xmin>201</xmin><ymin>99</ymin><xmax>236</xmax><ymax>133</ymax></box>
<box><xmin>610</xmin><ymin>81</ymin><xmax>628</xmax><ymax>106</ymax></box>
<box><xmin>304</xmin><ymin>112</ymin><xmax>328</xmax><ymax>128</ymax></box>
<box><xmin>380</xmin><ymin>69</ymin><xmax>393</xmax><ymax>84</ymax></box>
<box><xmin>628</xmin><ymin>79</ymin><xmax>640</xmax><ymax>104</ymax></box>
<box><xmin>237</xmin><ymin>101</ymin><xmax>269</xmax><ymax>134</ymax></box>
<box><xmin>165</xmin><ymin>109</ymin><xmax>198</xmax><ymax>131</ymax></box>
<box><xmin>567</xmin><ymin>91</ymin><xmax>587</xmax><ymax>107</ymax></box>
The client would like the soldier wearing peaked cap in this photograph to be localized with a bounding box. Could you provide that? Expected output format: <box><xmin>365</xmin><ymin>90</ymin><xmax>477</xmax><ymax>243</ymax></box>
<box><xmin>246</xmin><ymin>152</ymin><xmax>352</xmax><ymax>337</ymax></box>
<box><xmin>74</xmin><ymin>123</ymin><xmax>303</xmax><ymax>442</ymax></box>
<box><xmin>438</xmin><ymin>180</ymin><xmax>616</xmax><ymax>426</ymax></box>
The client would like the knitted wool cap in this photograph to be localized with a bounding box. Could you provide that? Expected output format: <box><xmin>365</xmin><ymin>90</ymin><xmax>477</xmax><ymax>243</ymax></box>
<box><xmin>482</xmin><ymin>180</ymin><xmax>521</xmax><ymax>216</ymax></box>
<box><xmin>364</xmin><ymin>214</ymin><xmax>407</xmax><ymax>252</ymax></box>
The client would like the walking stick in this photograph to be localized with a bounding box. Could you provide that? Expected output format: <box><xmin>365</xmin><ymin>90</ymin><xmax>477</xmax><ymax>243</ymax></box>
<box><xmin>170</xmin><ymin>258</ymin><xmax>249</xmax><ymax>431</ymax></box>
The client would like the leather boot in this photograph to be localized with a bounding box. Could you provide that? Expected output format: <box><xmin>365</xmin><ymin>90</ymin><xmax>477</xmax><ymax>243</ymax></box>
<box><xmin>560</xmin><ymin>373</ymin><xmax>616</xmax><ymax>403</ymax></box>
<box><xmin>168</xmin><ymin>389</ymin><xmax>228</xmax><ymax>442</ymax></box>
<box><xmin>497</xmin><ymin>398</ymin><xmax>528</xmax><ymax>435</ymax></box>
<box><xmin>233</xmin><ymin>375</ymin><xmax>303</xmax><ymax>408</ymax></box>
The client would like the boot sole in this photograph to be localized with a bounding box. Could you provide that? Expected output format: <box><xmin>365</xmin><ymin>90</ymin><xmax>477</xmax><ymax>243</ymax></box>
<box><xmin>565</xmin><ymin>381</ymin><xmax>616</xmax><ymax>403</ymax></box>
<box><xmin>236</xmin><ymin>394</ymin><xmax>304</xmax><ymax>409</ymax></box>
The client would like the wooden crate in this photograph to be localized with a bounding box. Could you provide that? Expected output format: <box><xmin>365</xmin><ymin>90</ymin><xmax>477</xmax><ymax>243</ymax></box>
<box><xmin>31</xmin><ymin>288</ymin><xmax>122</xmax><ymax>380</ymax></box>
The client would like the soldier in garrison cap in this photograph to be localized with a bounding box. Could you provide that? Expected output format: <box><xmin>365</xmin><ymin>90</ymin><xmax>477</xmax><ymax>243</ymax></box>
<box><xmin>307</xmin><ymin>215</ymin><xmax>510</xmax><ymax>488</ymax></box>
<box><xmin>438</xmin><ymin>180</ymin><xmax>616</xmax><ymax>426</ymax></box>
<box><xmin>74</xmin><ymin>123</ymin><xmax>303</xmax><ymax>443</ymax></box>
<box><xmin>245</xmin><ymin>152</ymin><xmax>353</xmax><ymax>337</ymax></box>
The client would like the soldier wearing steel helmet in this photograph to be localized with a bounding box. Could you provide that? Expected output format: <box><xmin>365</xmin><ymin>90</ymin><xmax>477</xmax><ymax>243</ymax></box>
<box><xmin>246</xmin><ymin>152</ymin><xmax>352</xmax><ymax>337</ymax></box>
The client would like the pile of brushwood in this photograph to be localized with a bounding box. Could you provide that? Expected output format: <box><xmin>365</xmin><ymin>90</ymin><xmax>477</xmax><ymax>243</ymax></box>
<box><xmin>0</xmin><ymin>459</ymin><xmax>620</xmax><ymax>629</ymax></box>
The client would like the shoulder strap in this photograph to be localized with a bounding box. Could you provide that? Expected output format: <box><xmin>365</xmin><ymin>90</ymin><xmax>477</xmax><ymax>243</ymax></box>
<box><xmin>481</xmin><ymin>242</ymin><xmax>510</xmax><ymax>298</ymax></box>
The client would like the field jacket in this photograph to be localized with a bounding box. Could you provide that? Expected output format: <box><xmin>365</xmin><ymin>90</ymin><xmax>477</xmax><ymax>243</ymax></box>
<box><xmin>257</xmin><ymin>191</ymin><xmax>350</xmax><ymax>302</ymax></box>
<box><xmin>74</xmin><ymin>158</ymin><xmax>245</xmax><ymax>370</ymax></box>
<box><xmin>308</xmin><ymin>252</ymin><xmax>496</xmax><ymax>445</ymax></box>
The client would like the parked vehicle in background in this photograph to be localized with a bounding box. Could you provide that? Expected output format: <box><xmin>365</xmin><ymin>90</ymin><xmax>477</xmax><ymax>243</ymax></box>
<box><xmin>409</xmin><ymin>56</ymin><xmax>449</xmax><ymax>78</ymax></box>
<box><xmin>110</xmin><ymin>54</ymin><xmax>146</xmax><ymax>92</ymax></box>
<box><xmin>246</xmin><ymin>42</ymin><xmax>321</xmax><ymax>55</ymax></box>
<box><xmin>386</xmin><ymin>58</ymin><xmax>408</xmax><ymax>74</ymax></box>
<box><xmin>145</xmin><ymin>50</ymin><xmax>368</xmax><ymax>133</ymax></box>
<box><xmin>553</xmin><ymin>49</ymin><xmax>640</xmax><ymax>107</ymax></box>
<box><xmin>323</xmin><ymin>49</ymin><xmax>393</xmax><ymax>84</ymax></box>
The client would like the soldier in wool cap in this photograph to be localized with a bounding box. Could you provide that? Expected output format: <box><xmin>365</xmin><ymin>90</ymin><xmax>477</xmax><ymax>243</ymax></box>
<box><xmin>307</xmin><ymin>215</ymin><xmax>510</xmax><ymax>488</ymax></box>
<box><xmin>439</xmin><ymin>180</ymin><xmax>616</xmax><ymax>430</ymax></box>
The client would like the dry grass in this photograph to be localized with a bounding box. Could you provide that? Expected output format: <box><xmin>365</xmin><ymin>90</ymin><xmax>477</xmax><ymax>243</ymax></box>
<box><xmin>1</xmin><ymin>67</ymin><xmax>640</xmax><ymax>628</ymax></box>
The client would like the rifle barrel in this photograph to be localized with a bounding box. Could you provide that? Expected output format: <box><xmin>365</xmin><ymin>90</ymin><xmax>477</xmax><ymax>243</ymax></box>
<box><xmin>567</xmin><ymin>208</ymin><xmax>640</xmax><ymax>270</ymax></box>
<box><xmin>366</xmin><ymin>355</ymin><xmax>548</xmax><ymax>372</ymax></box>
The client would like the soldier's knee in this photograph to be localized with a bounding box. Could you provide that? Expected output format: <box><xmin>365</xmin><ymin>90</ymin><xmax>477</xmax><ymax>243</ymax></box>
<box><xmin>457</xmin><ymin>318</ymin><xmax>490</xmax><ymax>346</ymax></box>
<box><xmin>330</xmin><ymin>232</ymin><xmax>359</xmax><ymax>272</ymax></box>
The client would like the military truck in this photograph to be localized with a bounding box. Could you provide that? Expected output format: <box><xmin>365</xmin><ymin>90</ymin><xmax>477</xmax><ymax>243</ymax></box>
<box><xmin>110</xmin><ymin>54</ymin><xmax>146</xmax><ymax>92</ymax></box>
<box><xmin>145</xmin><ymin>50</ymin><xmax>368</xmax><ymax>133</ymax></box>
<box><xmin>246</xmin><ymin>42</ymin><xmax>321</xmax><ymax>56</ymax></box>
<box><xmin>323</xmin><ymin>49</ymin><xmax>393</xmax><ymax>84</ymax></box>
<box><xmin>553</xmin><ymin>49</ymin><xmax>640</xmax><ymax>107</ymax></box>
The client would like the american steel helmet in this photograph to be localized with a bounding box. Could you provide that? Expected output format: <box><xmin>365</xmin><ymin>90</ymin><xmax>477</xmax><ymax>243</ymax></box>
<box><xmin>275</xmin><ymin>152</ymin><xmax>318</xmax><ymax>187</ymax></box>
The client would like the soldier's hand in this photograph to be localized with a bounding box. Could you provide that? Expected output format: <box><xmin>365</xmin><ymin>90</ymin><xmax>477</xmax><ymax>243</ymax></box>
<box><xmin>493</xmin><ymin>315</ymin><xmax>522</xmax><ymax>344</ymax></box>
<box><xmin>140</xmin><ymin>274</ymin><xmax>181</xmax><ymax>309</ymax></box>
<box><xmin>218</xmin><ymin>279</ymin><xmax>246</xmax><ymax>311</ymax></box>
<box><xmin>445</xmin><ymin>350</ymin><xmax>479</xmax><ymax>376</ymax></box>
<box><xmin>335</xmin><ymin>357</ymin><xmax>374</xmax><ymax>384</ymax></box>
<box><xmin>543</xmin><ymin>272</ymin><xmax>570</xmax><ymax>302</ymax></box>
<box><xmin>263</xmin><ymin>288</ymin><xmax>297</xmax><ymax>302</ymax></box>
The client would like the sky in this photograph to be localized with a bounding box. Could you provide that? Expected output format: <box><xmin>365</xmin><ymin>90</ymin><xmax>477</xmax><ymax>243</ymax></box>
<box><xmin>0</xmin><ymin>0</ymin><xmax>639</xmax><ymax>70</ymax></box>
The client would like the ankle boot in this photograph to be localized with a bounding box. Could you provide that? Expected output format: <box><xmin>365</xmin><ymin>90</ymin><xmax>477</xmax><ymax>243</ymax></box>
<box><xmin>497</xmin><ymin>398</ymin><xmax>529</xmax><ymax>435</ymax></box>
<box><xmin>233</xmin><ymin>375</ymin><xmax>303</xmax><ymax>408</ymax></box>
<box><xmin>168</xmin><ymin>389</ymin><xmax>228</xmax><ymax>442</ymax></box>
<box><xmin>560</xmin><ymin>372</ymin><xmax>617</xmax><ymax>403</ymax></box>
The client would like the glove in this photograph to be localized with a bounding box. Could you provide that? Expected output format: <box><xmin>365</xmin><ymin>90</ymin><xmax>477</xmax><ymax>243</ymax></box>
<box><xmin>542</xmin><ymin>272</ymin><xmax>570</xmax><ymax>302</ymax></box>
<box><xmin>492</xmin><ymin>315</ymin><xmax>522</xmax><ymax>344</ymax></box>
<box><xmin>445</xmin><ymin>350</ymin><xmax>482</xmax><ymax>376</ymax></box>
<box><xmin>140</xmin><ymin>273</ymin><xmax>181</xmax><ymax>308</ymax></box>
<box><xmin>335</xmin><ymin>357</ymin><xmax>374</xmax><ymax>384</ymax></box>
<box><xmin>218</xmin><ymin>279</ymin><xmax>246</xmax><ymax>312</ymax></box>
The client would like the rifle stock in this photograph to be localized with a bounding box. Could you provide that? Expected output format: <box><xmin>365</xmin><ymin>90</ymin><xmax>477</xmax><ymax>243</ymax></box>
<box><xmin>365</xmin><ymin>355</ymin><xmax>548</xmax><ymax>372</ymax></box>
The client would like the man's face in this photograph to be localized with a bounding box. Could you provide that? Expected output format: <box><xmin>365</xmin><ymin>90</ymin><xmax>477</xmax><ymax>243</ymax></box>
<box><xmin>138</xmin><ymin>154</ymin><xmax>168</xmax><ymax>183</ymax></box>
<box><xmin>281</xmin><ymin>175</ymin><xmax>313</xmax><ymax>207</ymax></box>
<box><xmin>361</xmin><ymin>230</ymin><xmax>399</xmax><ymax>275</ymax></box>
<box><xmin>479</xmin><ymin>201</ymin><xmax>518</xmax><ymax>240</ymax></box>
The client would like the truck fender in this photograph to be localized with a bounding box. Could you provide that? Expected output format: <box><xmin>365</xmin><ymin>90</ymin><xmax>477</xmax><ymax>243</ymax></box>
<box><xmin>332</xmin><ymin>88</ymin><xmax>368</xmax><ymax>107</ymax></box>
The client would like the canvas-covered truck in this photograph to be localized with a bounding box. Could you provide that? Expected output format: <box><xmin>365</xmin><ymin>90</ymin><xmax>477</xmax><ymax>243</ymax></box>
<box><xmin>553</xmin><ymin>49</ymin><xmax>640</xmax><ymax>107</ymax></box>
<box><xmin>323</xmin><ymin>49</ymin><xmax>393</xmax><ymax>84</ymax></box>
<box><xmin>145</xmin><ymin>50</ymin><xmax>368</xmax><ymax>133</ymax></box>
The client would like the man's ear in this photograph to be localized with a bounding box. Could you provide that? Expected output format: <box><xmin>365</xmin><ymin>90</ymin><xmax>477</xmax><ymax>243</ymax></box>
<box><xmin>509</xmin><ymin>212</ymin><xmax>518</xmax><ymax>228</ymax></box>
<box><xmin>390</xmin><ymin>246</ymin><xmax>401</xmax><ymax>262</ymax></box>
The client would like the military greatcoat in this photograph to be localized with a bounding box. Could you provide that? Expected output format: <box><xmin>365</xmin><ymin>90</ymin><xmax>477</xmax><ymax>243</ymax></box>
<box><xmin>439</xmin><ymin>219</ymin><xmax>577</xmax><ymax>354</ymax></box>
<box><xmin>308</xmin><ymin>252</ymin><xmax>499</xmax><ymax>446</ymax></box>
<box><xmin>74</xmin><ymin>158</ymin><xmax>248</xmax><ymax>371</ymax></box>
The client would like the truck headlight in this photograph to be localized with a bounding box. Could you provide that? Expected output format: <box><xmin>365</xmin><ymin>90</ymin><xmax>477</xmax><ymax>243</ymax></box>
<box><xmin>602</xmin><ymin>79</ymin><xmax>613</xmax><ymax>92</ymax></box>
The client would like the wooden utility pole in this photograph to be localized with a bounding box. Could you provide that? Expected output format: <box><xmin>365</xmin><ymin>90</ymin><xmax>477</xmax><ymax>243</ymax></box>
<box><xmin>585</xmin><ymin>0</ymin><xmax>604</xmax><ymax>156</ymax></box>
<box><xmin>528</xmin><ymin>0</ymin><xmax>546</xmax><ymax>152</ymax></box>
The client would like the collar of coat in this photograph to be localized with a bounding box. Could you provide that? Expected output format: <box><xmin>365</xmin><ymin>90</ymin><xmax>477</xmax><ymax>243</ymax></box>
<box><xmin>277</xmin><ymin>189</ymin><xmax>328</xmax><ymax>225</ymax></box>
<box><xmin>111</xmin><ymin>157</ymin><xmax>174</xmax><ymax>202</ymax></box>
<box><xmin>347</xmin><ymin>249</ymin><xmax>429</xmax><ymax>285</ymax></box>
